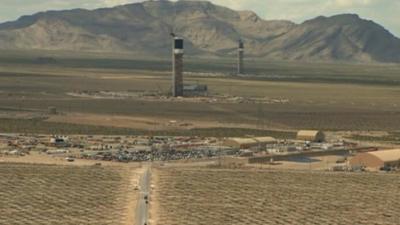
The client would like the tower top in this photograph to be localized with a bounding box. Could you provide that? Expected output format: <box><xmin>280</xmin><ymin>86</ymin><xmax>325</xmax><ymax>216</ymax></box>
<box><xmin>174</xmin><ymin>37</ymin><xmax>184</xmax><ymax>51</ymax></box>
<box><xmin>238</xmin><ymin>39</ymin><xmax>244</xmax><ymax>49</ymax></box>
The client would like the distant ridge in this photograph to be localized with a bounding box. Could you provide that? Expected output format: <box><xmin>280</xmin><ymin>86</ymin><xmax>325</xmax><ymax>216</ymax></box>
<box><xmin>0</xmin><ymin>0</ymin><xmax>399</xmax><ymax>63</ymax></box>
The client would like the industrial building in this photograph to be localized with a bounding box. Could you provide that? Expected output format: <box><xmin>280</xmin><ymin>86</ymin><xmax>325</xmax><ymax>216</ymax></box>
<box><xmin>296</xmin><ymin>130</ymin><xmax>325</xmax><ymax>142</ymax></box>
<box><xmin>350</xmin><ymin>149</ymin><xmax>400</xmax><ymax>171</ymax></box>
<box><xmin>224</xmin><ymin>137</ymin><xmax>277</xmax><ymax>149</ymax></box>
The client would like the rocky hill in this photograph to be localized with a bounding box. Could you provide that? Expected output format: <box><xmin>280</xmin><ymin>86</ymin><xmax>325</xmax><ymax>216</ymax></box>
<box><xmin>0</xmin><ymin>0</ymin><xmax>399</xmax><ymax>63</ymax></box>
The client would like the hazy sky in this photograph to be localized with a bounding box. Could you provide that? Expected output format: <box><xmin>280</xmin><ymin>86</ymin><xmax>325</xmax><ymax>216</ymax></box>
<box><xmin>1</xmin><ymin>0</ymin><xmax>399</xmax><ymax>37</ymax></box>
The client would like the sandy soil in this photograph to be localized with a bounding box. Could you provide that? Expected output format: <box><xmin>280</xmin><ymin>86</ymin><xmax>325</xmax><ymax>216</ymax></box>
<box><xmin>46</xmin><ymin>112</ymin><xmax>277</xmax><ymax>131</ymax></box>
<box><xmin>247</xmin><ymin>155</ymin><xmax>345</xmax><ymax>171</ymax></box>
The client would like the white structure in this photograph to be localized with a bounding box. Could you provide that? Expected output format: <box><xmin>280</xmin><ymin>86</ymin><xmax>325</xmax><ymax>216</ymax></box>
<box><xmin>297</xmin><ymin>130</ymin><xmax>325</xmax><ymax>142</ymax></box>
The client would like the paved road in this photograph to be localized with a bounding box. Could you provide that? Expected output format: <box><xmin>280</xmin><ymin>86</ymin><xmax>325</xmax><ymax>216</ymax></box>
<box><xmin>135</xmin><ymin>166</ymin><xmax>151</xmax><ymax>225</ymax></box>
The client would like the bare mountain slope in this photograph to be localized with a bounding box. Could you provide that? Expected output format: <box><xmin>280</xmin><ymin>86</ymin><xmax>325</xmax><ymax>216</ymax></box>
<box><xmin>0</xmin><ymin>0</ymin><xmax>399</xmax><ymax>63</ymax></box>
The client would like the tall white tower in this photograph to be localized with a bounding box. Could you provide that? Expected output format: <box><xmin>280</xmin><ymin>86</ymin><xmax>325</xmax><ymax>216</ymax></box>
<box><xmin>172</xmin><ymin>36</ymin><xmax>184</xmax><ymax>97</ymax></box>
<box><xmin>238</xmin><ymin>39</ymin><xmax>244</xmax><ymax>75</ymax></box>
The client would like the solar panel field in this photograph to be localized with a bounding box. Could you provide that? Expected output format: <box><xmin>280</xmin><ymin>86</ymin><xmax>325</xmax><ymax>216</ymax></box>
<box><xmin>152</xmin><ymin>168</ymin><xmax>400</xmax><ymax>225</ymax></box>
<box><xmin>0</xmin><ymin>163</ymin><xmax>139</xmax><ymax>225</ymax></box>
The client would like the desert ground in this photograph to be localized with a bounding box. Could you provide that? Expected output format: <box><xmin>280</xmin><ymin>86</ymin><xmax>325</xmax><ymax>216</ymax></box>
<box><xmin>1</xmin><ymin>50</ymin><xmax>400</xmax><ymax>142</ymax></box>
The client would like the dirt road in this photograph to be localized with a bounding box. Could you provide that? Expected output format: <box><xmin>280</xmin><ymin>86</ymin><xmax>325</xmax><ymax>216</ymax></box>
<box><xmin>135</xmin><ymin>165</ymin><xmax>151</xmax><ymax>225</ymax></box>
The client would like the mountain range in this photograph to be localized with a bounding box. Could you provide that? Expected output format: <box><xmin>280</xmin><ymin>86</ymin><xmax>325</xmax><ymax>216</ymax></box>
<box><xmin>0</xmin><ymin>0</ymin><xmax>399</xmax><ymax>63</ymax></box>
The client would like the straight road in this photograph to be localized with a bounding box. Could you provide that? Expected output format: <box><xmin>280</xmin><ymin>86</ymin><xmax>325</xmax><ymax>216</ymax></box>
<box><xmin>135</xmin><ymin>166</ymin><xmax>151</xmax><ymax>225</ymax></box>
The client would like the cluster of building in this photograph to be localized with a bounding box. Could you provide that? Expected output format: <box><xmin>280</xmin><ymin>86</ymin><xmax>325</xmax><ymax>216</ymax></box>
<box><xmin>0</xmin><ymin>134</ymin><xmax>239</xmax><ymax>162</ymax></box>
<box><xmin>223</xmin><ymin>130</ymin><xmax>332</xmax><ymax>157</ymax></box>
<box><xmin>0</xmin><ymin>131</ymin><xmax>330</xmax><ymax>162</ymax></box>
<box><xmin>1</xmin><ymin>130</ymin><xmax>399</xmax><ymax>172</ymax></box>
<box><xmin>226</xmin><ymin>130</ymin><xmax>400</xmax><ymax>172</ymax></box>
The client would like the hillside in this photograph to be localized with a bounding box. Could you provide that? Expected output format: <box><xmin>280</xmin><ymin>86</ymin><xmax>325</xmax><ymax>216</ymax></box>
<box><xmin>0</xmin><ymin>0</ymin><xmax>399</xmax><ymax>63</ymax></box>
